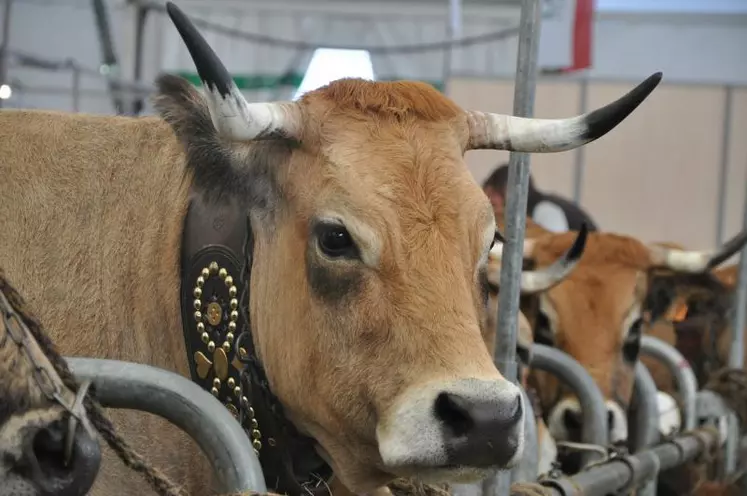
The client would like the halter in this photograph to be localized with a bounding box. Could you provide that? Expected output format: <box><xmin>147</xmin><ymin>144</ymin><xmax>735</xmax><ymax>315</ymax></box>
<box><xmin>179</xmin><ymin>195</ymin><xmax>333</xmax><ymax>495</ymax></box>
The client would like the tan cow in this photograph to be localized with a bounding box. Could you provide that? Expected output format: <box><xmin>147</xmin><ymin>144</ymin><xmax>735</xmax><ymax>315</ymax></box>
<box><xmin>490</xmin><ymin>226</ymin><xmax>747</xmax><ymax>452</ymax></box>
<box><xmin>0</xmin><ymin>3</ymin><xmax>662</xmax><ymax>494</ymax></box>
<box><xmin>0</xmin><ymin>268</ymin><xmax>102</xmax><ymax>496</ymax></box>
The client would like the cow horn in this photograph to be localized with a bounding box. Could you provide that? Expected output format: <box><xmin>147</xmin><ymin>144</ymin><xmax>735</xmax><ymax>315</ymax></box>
<box><xmin>648</xmin><ymin>229</ymin><xmax>747</xmax><ymax>273</ymax></box>
<box><xmin>489</xmin><ymin>223</ymin><xmax>588</xmax><ymax>294</ymax></box>
<box><xmin>465</xmin><ymin>72</ymin><xmax>662</xmax><ymax>152</ymax></box>
<box><xmin>165</xmin><ymin>2</ymin><xmax>301</xmax><ymax>141</ymax></box>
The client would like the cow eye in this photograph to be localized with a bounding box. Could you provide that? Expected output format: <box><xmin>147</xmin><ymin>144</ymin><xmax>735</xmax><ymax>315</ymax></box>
<box><xmin>622</xmin><ymin>317</ymin><xmax>643</xmax><ymax>363</ymax></box>
<box><xmin>316</xmin><ymin>223</ymin><xmax>358</xmax><ymax>259</ymax></box>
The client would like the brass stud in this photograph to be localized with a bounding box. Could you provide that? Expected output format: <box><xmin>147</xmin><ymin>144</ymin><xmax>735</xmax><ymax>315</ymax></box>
<box><xmin>229</xmin><ymin>285</ymin><xmax>237</xmax><ymax>298</ymax></box>
<box><xmin>238</xmin><ymin>347</ymin><xmax>247</xmax><ymax>359</ymax></box>
<box><xmin>193</xmin><ymin>287</ymin><xmax>202</xmax><ymax>299</ymax></box>
<box><xmin>227</xmin><ymin>377</ymin><xmax>236</xmax><ymax>389</ymax></box>
<box><xmin>193</xmin><ymin>299</ymin><xmax>202</xmax><ymax>310</ymax></box>
<box><xmin>251</xmin><ymin>429</ymin><xmax>261</xmax><ymax>439</ymax></box>
<box><xmin>253</xmin><ymin>448</ymin><xmax>259</xmax><ymax>456</ymax></box>
<box><xmin>250</xmin><ymin>418</ymin><xmax>258</xmax><ymax>429</ymax></box>
<box><xmin>200</xmin><ymin>332</ymin><xmax>209</xmax><ymax>344</ymax></box>
<box><xmin>218</xmin><ymin>268</ymin><xmax>228</xmax><ymax>279</ymax></box>
<box><xmin>234</xmin><ymin>386</ymin><xmax>241</xmax><ymax>397</ymax></box>
<box><xmin>229</xmin><ymin>298</ymin><xmax>239</xmax><ymax>311</ymax></box>
<box><xmin>268</xmin><ymin>438</ymin><xmax>276</xmax><ymax>447</ymax></box>
<box><xmin>207</xmin><ymin>341</ymin><xmax>216</xmax><ymax>353</ymax></box>
<box><xmin>222</xmin><ymin>341</ymin><xmax>231</xmax><ymax>352</ymax></box>
<box><xmin>197</xmin><ymin>322</ymin><xmax>205</xmax><ymax>333</ymax></box>
<box><xmin>209</xmin><ymin>261</ymin><xmax>219</xmax><ymax>274</ymax></box>
<box><xmin>226</xmin><ymin>403</ymin><xmax>239</xmax><ymax>418</ymax></box>
<box><xmin>224</xmin><ymin>275</ymin><xmax>234</xmax><ymax>287</ymax></box>
<box><xmin>196</xmin><ymin>276</ymin><xmax>205</xmax><ymax>287</ymax></box>
<box><xmin>228</xmin><ymin>321</ymin><xmax>237</xmax><ymax>332</ymax></box>
<box><xmin>194</xmin><ymin>311</ymin><xmax>202</xmax><ymax>322</ymax></box>
<box><xmin>213</xmin><ymin>377</ymin><xmax>221</xmax><ymax>389</ymax></box>
<box><xmin>230</xmin><ymin>310</ymin><xmax>239</xmax><ymax>321</ymax></box>
<box><xmin>226</xmin><ymin>333</ymin><xmax>235</xmax><ymax>344</ymax></box>
<box><xmin>252</xmin><ymin>439</ymin><xmax>262</xmax><ymax>451</ymax></box>
<box><xmin>240</xmin><ymin>396</ymin><xmax>249</xmax><ymax>409</ymax></box>
<box><xmin>211</xmin><ymin>387</ymin><xmax>219</xmax><ymax>397</ymax></box>
<box><xmin>201</xmin><ymin>268</ymin><xmax>210</xmax><ymax>279</ymax></box>
<box><xmin>248</xmin><ymin>407</ymin><xmax>255</xmax><ymax>417</ymax></box>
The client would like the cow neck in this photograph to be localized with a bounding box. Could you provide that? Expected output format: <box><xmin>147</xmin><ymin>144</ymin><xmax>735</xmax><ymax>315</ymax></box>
<box><xmin>179</xmin><ymin>194</ymin><xmax>333</xmax><ymax>496</ymax></box>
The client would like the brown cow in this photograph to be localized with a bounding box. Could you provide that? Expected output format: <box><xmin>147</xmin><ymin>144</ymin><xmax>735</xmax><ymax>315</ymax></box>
<box><xmin>0</xmin><ymin>269</ymin><xmax>101</xmax><ymax>496</ymax></box>
<box><xmin>491</xmin><ymin>226</ymin><xmax>747</xmax><ymax>451</ymax></box>
<box><xmin>0</xmin><ymin>3</ymin><xmax>662</xmax><ymax>494</ymax></box>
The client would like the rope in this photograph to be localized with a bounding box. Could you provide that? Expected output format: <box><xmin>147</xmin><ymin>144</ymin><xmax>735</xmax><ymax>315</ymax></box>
<box><xmin>0</xmin><ymin>268</ymin><xmax>187</xmax><ymax>496</ymax></box>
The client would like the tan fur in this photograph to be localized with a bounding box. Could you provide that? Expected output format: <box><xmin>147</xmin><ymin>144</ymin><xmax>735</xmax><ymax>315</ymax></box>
<box><xmin>0</xmin><ymin>76</ymin><xmax>506</xmax><ymax>494</ymax></box>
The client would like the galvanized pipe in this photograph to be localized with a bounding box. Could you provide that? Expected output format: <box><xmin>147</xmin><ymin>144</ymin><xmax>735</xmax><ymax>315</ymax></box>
<box><xmin>730</xmin><ymin>155</ymin><xmax>747</xmax><ymax>369</ymax></box>
<box><xmin>632</xmin><ymin>363</ymin><xmax>660</xmax><ymax>496</ymax></box>
<box><xmin>67</xmin><ymin>357</ymin><xmax>267</xmax><ymax>494</ymax></box>
<box><xmin>540</xmin><ymin>428</ymin><xmax>722</xmax><ymax>496</ymax></box>
<box><xmin>640</xmin><ymin>335</ymin><xmax>698</xmax><ymax>431</ymax></box>
<box><xmin>529</xmin><ymin>344</ymin><xmax>609</xmax><ymax>463</ymax></box>
<box><xmin>511</xmin><ymin>387</ymin><xmax>540</xmax><ymax>483</ymax></box>
<box><xmin>632</xmin><ymin>362</ymin><xmax>661</xmax><ymax>451</ymax></box>
<box><xmin>491</xmin><ymin>0</ymin><xmax>542</xmax><ymax>492</ymax></box>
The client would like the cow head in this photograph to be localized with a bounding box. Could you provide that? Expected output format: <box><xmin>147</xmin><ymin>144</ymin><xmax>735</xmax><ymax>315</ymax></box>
<box><xmin>155</xmin><ymin>3</ymin><xmax>661</xmax><ymax>490</ymax></box>
<box><xmin>510</xmin><ymin>229</ymin><xmax>747</xmax><ymax>449</ymax></box>
<box><xmin>0</xmin><ymin>271</ymin><xmax>101</xmax><ymax>496</ymax></box>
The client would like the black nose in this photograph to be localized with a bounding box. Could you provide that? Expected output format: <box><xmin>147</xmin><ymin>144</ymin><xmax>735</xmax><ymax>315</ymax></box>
<box><xmin>435</xmin><ymin>391</ymin><xmax>523</xmax><ymax>467</ymax></box>
<box><xmin>563</xmin><ymin>408</ymin><xmax>583</xmax><ymax>433</ymax></box>
<box><xmin>23</xmin><ymin>419</ymin><xmax>102</xmax><ymax>496</ymax></box>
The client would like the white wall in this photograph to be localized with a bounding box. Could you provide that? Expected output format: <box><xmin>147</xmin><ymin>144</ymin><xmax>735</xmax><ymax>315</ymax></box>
<box><xmin>3</xmin><ymin>0</ymin><xmax>746</xmax><ymax>115</ymax></box>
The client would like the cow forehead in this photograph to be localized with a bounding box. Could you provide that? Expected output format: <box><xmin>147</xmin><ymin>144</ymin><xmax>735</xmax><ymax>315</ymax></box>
<box><xmin>545</xmin><ymin>266</ymin><xmax>645</xmax><ymax>335</ymax></box>
<box><xmin>309</xmin><ymin>123</ymin><xmax>492</xmax><ymax>241</ymax></box>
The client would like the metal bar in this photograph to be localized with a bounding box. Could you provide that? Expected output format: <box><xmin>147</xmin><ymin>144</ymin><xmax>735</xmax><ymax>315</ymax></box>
<box><xmin>529</xmin><ymin>344</ymin><xmax>609</xmax><ymax>461</ymax></box>
<box><xmin>492</xmin><ymin>4</ymin><xmax>541</xmax><ymax>492</ymax></box>
<box><xmin>67</xmin><ymin>357</ymin><xmax>267</xmax><ymax>494</ymax></box>
<box><xmin>91</xmin><ymin>0</ymin><xmax>126</xmax><ymax>114</ymax></box>
<box><xmin>440</xmin><ymin>0</ymin><xmax>462</xmax><ymax>94</ymax></box>
<box><xmin>715</xmin><ymin>86</ymin><xmax>734</xmax><ymax>245</ymax></box>
<box><xmin>572</xmin><ymin>77</ymin><xmax>589</xmax><ymax>204</ymax></box>
<box><xmin>0</xmin><ymin>0</ymin><xmax>13</xmax><ymax>110</ymax></box>
<box><xmin>640</xmin><ymin>336</ymin><xmax>698</xmax><ymax>431</ymax></box>
<box><xmin>541</xmin><ymin>428</ymin><xmax>722</xmax><ymax>496</ymax></box>
<box><xmin>729</xmin><ymin>158</ymin><xmax>747</xmax><ymax>369</ymax></box>
<box><xmin>632</xmin><ymin>363</ymin><xmax>660</xmax><ymax>496</ymax></box>
<box><xmin>511</xmin><ymin>388</ymin><xmax>539</xmax><ymax>483</ymax></box>
<box><xmin>632</xmin><ymin>362</ymin><xmax>660</xmax><ymax>451</ymax></box>
<box><xmin>71</xmin><ymin>64</ymin><xmax>81</xmax><ymax>112</ymax></box>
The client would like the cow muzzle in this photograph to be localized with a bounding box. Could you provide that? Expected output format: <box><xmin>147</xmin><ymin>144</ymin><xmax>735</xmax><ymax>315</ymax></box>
<box><xmin>376</xmin><ymin>377</ymin><xmax>525</xmax><ymax>481</ymax></box>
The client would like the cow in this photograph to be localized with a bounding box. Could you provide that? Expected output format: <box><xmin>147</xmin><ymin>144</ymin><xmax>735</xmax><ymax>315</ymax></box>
<box><xmin>486</xmin><ymin>224</ymin><xmax>588</xmax><ymax>476</ymax></box>
<box><xmin>0</xmin><ymin>268</ymin><xmax>102</xmax><ymax>496</ymax></box>
<box><xmin>0</xmin><ymin>2</ymin><xmax>663</xmax><ymax>494</ymax></box>
<box><xmin>489</xmin><ymin>224</ymin><xmax>747</xmax><ymax>461</ymax></box>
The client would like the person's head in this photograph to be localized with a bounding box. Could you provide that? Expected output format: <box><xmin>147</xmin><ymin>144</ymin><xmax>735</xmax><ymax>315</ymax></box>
<box><xmin>482</xmin><ymin>163</ymin><xmax>535</xmax><ymax>218</ymax></box>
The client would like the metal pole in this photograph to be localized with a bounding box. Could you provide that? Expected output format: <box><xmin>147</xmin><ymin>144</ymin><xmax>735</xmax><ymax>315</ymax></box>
<box><xmin>492</xmin><ymin>2</ymin><xmax>542</xmax><ymax>490</ymax></box>
<box><xmin>440</xmin><ymin>0</ymin><xmax>461</xmax><ymax>95</ymax></box>
<box><xmin>715</xmin><ymin>86</ymin><xmax>733</xmax><ymax>245</ymax></box>
<box><xmin>572</xmin><ymin>77</ymin><xmax>589</xmax><ymax>204</ymax></box>
<box><xmin>729</xmin><ymin>162</ymin><xmax>747</xmax><ymax>369</ymax></box>
<box><xmin>0</xmin><ymin>0</ymin><xmax>13</xmax><ymax>110</ymax></box>
<box><xmin>67</xmin><ymin>357</ymin><xmax>267</xmax><ymax>494</ymax></box>
<box><xmin>632</xmin><ymin>364</ymin><xmax>660</xmax><ymax>496</ymax></box>
<box><xmin>640</xmin><ymin>336</ymin><xmax>698</xmax><ymax>431</ymax></box>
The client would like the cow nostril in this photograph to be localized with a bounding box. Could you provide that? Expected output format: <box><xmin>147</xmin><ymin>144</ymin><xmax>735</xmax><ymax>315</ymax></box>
<box><xmin>435</xmin><ymin>392</ymin><xmax>474</xmax><ymax>436</ymax></box>
<box><xmin>563</xmin><ymin>409</ymin><xmax>583</xmax><ymax>431</ymax></box>
<box><xmin>32</xmin><ymin>425</ymin><xmax>68</xmax><ymax>475</ymax></box>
